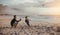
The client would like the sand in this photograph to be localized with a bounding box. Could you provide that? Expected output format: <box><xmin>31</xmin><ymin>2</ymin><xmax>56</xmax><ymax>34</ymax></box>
<box><xmin>0</xmin><ymin>16</ymin><xmax>60</xmax><ymax>35</ymax></box>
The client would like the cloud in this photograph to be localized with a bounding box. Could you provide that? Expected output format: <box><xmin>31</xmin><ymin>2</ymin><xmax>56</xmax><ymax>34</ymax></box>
<box><xmin>1</xmin><ymin>0</ymin><xmax>60</xmax><ymax>15</ymax></box>
<box><xmin>0</xmin><ymin>0</ymin><xmax>55</xmax><ymax>6</ymax></box>
<box><xmin>0</xmin><ymin>4</ymin><xmax>60</xmax><ymax>15</ymax></box>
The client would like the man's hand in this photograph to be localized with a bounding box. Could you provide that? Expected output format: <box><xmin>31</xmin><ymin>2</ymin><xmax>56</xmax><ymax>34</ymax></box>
<box><xmin>17</xmin><ymin>18</ymin><xmax>21</xmax><ymax>22</ymax></box>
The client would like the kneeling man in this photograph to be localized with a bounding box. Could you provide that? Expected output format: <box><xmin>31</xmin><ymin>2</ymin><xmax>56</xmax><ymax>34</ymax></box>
<box><xmin>11</xmin><ymin>15</ymin><xmax>21</xmax><ymax>28</ymax></box>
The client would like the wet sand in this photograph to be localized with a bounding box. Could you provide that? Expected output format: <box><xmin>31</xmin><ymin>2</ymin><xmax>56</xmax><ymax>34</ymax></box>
<box><xmin>0</xmin><ymin>16</ymin><xmax>60</xmax><ymax>35</ymax></box>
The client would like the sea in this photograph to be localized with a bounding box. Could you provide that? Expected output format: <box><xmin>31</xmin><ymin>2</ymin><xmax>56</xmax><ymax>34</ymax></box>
<box><xmin>0</xmin><ymin>15</ymin><xmax>60</xmax><ymax>23</ymax></box>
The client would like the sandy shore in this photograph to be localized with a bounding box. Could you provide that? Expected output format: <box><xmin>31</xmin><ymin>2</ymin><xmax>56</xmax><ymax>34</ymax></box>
<box><xmin>0</xmin><ymin>16</ymin><xmax>60</xmax><ymax>35</ymax></box>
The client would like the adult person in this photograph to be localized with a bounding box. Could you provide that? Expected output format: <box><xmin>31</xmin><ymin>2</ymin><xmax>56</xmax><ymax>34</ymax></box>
<box><xmin>10</xmin><ymin>15</ymin><xmax>21</xmax><ymax>28</ymax></box>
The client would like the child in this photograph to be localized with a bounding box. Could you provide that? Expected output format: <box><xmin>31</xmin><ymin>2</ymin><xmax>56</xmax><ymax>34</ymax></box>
<box><xmin>25</xmin><ymin>16</ymin><xmax>30</xmax><ymax>27</ymax></box>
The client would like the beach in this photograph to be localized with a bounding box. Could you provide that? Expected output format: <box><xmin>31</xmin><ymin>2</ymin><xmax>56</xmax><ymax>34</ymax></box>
<box><xmin>0</xmin><ymin>15</ymin><xmax>60</xmax><ymax>35</ymax></box>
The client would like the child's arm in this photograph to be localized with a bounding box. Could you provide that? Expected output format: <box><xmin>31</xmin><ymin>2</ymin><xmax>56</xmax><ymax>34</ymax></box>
<box><xmin>28</xmin><ymin>17</ymin><xmax>31</xmax><ymax>21</ymax></box>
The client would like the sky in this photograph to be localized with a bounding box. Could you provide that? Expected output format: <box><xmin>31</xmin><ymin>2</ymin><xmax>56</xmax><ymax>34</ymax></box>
<box><xmin>0</xmin><ymin>0</ymin><xmax>54</xmax><ymax>5</ymax></box>
<box><xmin>0</xmin><ymin>0</ymin><xmax>60</xmax><ymax>15</ymax></box>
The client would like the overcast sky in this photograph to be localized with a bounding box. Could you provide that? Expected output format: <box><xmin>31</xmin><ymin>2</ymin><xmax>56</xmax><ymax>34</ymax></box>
<box><xmin>0</xmin><ymin>0</ymin><xmax>60</xmax><ymax>15</ymax></box>
<box><xmin>0</xmin><ymin>0</ymin><xmax>54</xmax><ymax>5</ymax></box>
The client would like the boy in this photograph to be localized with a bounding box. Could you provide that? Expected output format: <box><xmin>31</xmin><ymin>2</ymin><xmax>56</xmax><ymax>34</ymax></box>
<box><xmin>25</xmin><ymin>16</ymin><xmax>30</xmax><ymax>27</ymax></box>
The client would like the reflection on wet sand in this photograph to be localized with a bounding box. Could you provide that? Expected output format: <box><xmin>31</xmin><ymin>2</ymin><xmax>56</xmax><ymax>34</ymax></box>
<box><xmin>0</xmin><ymin>24</ymin><xmax>59</xmax><ymax>35</ymax></box>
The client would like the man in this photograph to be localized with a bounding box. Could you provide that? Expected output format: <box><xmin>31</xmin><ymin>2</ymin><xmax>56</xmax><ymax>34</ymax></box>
<box><xmin>11</xmin><ymin>15</ymin><xmax>21</xmax><ymax>28</ymax></box>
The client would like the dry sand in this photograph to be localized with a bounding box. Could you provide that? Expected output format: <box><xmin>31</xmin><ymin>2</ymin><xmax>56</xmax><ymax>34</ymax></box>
<box><xmin>0</xmin><ymin>16</ymin><xmax>60</xmax><ymax>35</ymax></box>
